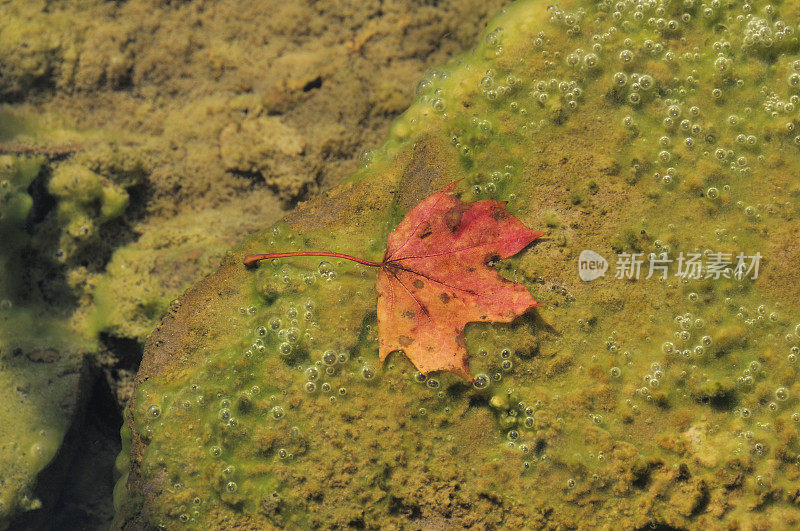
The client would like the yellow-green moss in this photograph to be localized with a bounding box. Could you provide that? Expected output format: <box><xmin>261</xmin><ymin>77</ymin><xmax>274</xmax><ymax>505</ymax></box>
<box><xmin>120</xmin><ymin>0</ymin><xmax>800</xmax><ymax>527</ymax></box>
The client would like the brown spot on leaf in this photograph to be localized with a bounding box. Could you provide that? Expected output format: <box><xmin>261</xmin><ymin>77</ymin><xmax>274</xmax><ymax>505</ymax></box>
<box><xmin>419</xmin><ymin>223</ymin><xmax>433</xmax><ymax>239</ymax></box>
<box><xmin>439</xmin><ymin>293</ymin><xmax>450</xmax><ymax>304</ymax></box>
<box><xmin>402</xmin><ymin>310</ymin><xmax>416</xmax><ymax>319</ymax></box>
<box><xmin>443</xmin><ymin>204</ymin><xmax>467</xmax><ymax>233</ymax></box>
<box><xmin>484</xmin><ymin>253</ymin><xmax>501</xmax><ymax>266</ymax></box>
<box><xmin>399</xmin><ymin>335</ymin><xmax>414</xmax><ymax>347</ymax></box>
<box><xmin>490</xmin><ymin>206</ymin><xmax>509</xmax><ymax>221</ymax></box>
<box><xmin>413</xmin><ymin>279</ymin><xmax>425</xmax><ymax>289</ymax></box>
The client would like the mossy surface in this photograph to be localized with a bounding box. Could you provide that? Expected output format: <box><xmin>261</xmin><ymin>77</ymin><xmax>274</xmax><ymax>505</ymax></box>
<box><xmin>0</xmin><ymin>2</ymin><xmax>503</xmax><ymax>525</ymax></box>
<box><xmin>122</xmin><ymin>0</ymin><xmax>800</xmax><ymax>528</ymax></box>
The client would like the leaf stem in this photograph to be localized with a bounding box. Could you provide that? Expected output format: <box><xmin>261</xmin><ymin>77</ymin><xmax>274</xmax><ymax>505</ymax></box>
<box><xmin>244</xmin><ymin>251</ymin><xmax>383</xmax><ymax>268</ymax></box>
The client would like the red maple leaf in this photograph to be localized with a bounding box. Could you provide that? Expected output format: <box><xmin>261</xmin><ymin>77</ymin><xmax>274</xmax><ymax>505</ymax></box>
<box><xmin>245</xmin><ymin>183</ymin><xmax>543</xmax><ymax>380</ymax></box>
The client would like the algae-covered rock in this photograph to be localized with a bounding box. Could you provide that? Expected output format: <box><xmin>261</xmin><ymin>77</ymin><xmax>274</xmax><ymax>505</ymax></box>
<box><xmin>118</xmin><ymin>0</ymin><xmax>800</xmax><ymax>527</ymax></box>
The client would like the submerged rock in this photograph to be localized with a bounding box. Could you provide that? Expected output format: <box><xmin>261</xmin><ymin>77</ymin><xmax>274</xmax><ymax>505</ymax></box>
<box><xmin>120</xmin><ymin>0</ymin><xmax>800</xmax><ymax>528</ymax></box>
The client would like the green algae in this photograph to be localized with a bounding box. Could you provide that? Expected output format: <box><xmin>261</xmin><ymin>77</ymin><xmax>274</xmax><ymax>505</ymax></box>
<box><xmin>123</xmin><ymin>0</ymin><xmax>800</xmax><ymax>527</ymax></box>
<box><xmin>0</xmin><ymin>136</ymin><xmax>96</xmax><ymax>528</ymax></box>
<box><xmin>0</xmin><ymin>108</ymin><xmax>142</xmax><ymax>527</ymax></box>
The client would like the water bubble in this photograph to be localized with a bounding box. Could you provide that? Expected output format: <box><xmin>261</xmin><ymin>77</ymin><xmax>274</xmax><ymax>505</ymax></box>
<box><xmin>148</xmin><ymin>405</ymin><xmax>161</xmax><ymax>418</ymax></box>
<box><xmin>776</xmin><ymin>387</ymin><xmax>789</xmax><ymax>401</ymax></box>
<box><xmin>322</xmin><ymin>351</ymin><xmax>337</xmax><ymax>365</ymax></box>
<box><xmin>473</xmin><ymin>374</ymin><xmax>489</xmax><ymax>390</ymax></box>
<box><xmin>271</xmin><ymin>406</ymin><xmax>284</xmax><ymax>419</ymax></box>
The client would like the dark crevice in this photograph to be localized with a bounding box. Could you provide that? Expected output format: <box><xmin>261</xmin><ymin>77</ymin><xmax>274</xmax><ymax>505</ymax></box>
<box><xmin>387</xmin><ymin>496</ymin><xmax>422</xmax><ymax>519</ymax></box>
<box><xmin>467</xmin><ymin>394</ymin><xmax>489</xmax><ymax>409</ymax></box>
<box><xmin>691</xmin><ymin>487</ymin><xmax>711</xmax><ymax>517</ymax></box>
<box><xmin>25</xmin><ymin>166</ymin><xmax>56</xmax><ymax>226</ymax></box>
<box><xmin>99</xmin><ymin>333</ymin><xmax>144</xmax><ymax>371</ymax></box>
<box><xmin>49</xmin><ymin>369</ymin><xmax>122</xmax><ymax>530</ymax></box>
<box><xmin>9</xmin><ymin>364</ymin><xmax>120</xmax><ymax>530</ymax></box>
<box><xmin>123</xmin><ymin>180</ymin><xmax>153</xmax><ymax>222</ymax></box>
<box><xmin>533</xmin><ymin>439</ymin><xmax>547</xmax><ymax>455</ymax></box>
<box><xmin>302</xmin><ymin>76</ymin><xmax>323</xmax><ymax>92</ymax></box>
<box><xmin>348</xmin><ymin>517</ymin><xmax>366</xmax><ymax>529</ymax></box>
<box><xmin>91</xmin><ymin>217</ymin><xmax>139</xmax><ymax>270</ymax></box>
